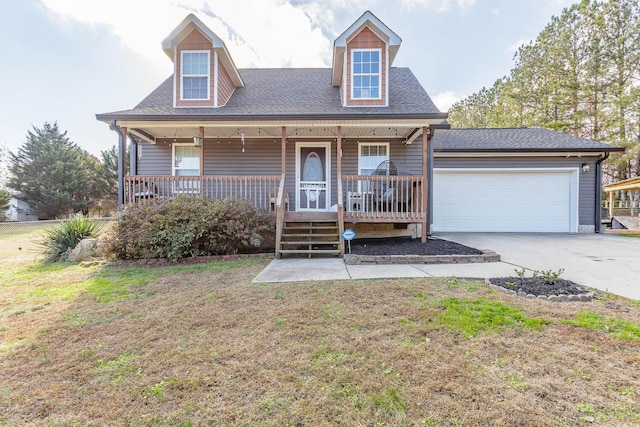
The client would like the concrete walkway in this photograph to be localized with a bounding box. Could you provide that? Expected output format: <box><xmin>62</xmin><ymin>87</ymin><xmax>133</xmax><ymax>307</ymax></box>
<box><xmin>253</xmin><ymin>233</ymin><xmax>640</xmax><ymax>300</ymax></box>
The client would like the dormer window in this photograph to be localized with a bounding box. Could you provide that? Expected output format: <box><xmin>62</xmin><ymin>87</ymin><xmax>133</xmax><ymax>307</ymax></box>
<box><xmin>181</xmin><ymin>51</ymin><xmax>210</xmax><ymax>100</ymax></box>
<box><xmin>352</xmin><ymin>49</ymin><xmax>381</xmax><ymax>99</ymax></box>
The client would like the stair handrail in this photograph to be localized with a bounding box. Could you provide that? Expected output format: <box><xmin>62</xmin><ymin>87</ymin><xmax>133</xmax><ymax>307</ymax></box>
<box><xmin>337</xmin><ymin>171</ymin><xmax>345</xmax><ymax>256</ymax></box>
<box><xmin>274</xmin><ymin>173</ymin><xmax>286</xmax><ymax>258</ymax></box>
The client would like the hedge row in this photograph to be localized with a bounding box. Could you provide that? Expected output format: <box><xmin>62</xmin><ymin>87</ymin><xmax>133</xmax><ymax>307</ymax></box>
<box><xmin>109</xmin><ymin>196</ymin><xmax>275</xmax><ymax>259</ymax></box>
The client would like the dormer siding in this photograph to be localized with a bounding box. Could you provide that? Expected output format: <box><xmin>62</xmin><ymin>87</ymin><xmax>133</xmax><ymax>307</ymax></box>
<box><xmin>218</xmin><ymin>59</ymin><xmax>235</xmax><ymax>106</ymax></box>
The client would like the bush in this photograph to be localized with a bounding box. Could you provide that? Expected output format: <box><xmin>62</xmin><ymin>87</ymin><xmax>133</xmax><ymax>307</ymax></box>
<box><xmin>109</xmin><ymin>196</ymin><xmax>275</xmax><ymax>260</ymax></box>
<box><xmin>40</xmin><ymin>215</ymin><xmax>102</xmax><ymax>262</ymax></box>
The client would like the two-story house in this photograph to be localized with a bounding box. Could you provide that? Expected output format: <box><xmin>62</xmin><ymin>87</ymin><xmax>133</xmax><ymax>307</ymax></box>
<box><xmin>97</xmin><ymin>11</ymin><xmax>622</xmax><ymax>257</ymax></box>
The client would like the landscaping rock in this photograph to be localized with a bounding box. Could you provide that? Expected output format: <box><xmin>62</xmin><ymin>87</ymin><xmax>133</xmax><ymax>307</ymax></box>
<box><xmin>67</xmin><ymin>238</ymin><xmax>98</xmax><ymax>262</ymax></box>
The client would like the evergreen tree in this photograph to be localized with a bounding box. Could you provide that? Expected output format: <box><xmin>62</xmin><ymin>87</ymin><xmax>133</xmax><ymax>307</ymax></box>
<box><xmin>100</xmin><ymin>144</ymin><xmax>119</xmax><ymax>199</ymax></box>
<box><xmin>7</xmin><ymin>122</ymin><xmax>107</xmax><ymax>219</ymax></box>
<box><xmin>0</xmin><ymin>189</ymin><xmax>10</xmax><ymax>221</ymax></box>
<box><xmin>448</xmin><ymin>0</ymin><xmax>640</xmax><ymax>180</ymax></box>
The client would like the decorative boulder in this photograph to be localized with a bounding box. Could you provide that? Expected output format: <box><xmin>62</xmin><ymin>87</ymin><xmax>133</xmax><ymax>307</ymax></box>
<box><xmin>67</xmin><ymin>238</ymin><xmax>98</xmax><ymax>262</ymax></box>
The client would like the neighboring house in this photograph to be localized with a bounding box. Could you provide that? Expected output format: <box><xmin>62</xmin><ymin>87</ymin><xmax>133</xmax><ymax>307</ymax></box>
<box><xmin>4</xmin><ymin>195</ymin><xmax>38</xmax><ymax>222</ymax></box>
<box><xmin>96</xmin><ymin>11</ymin><xmax>623</xmax><ymax>257</ymax></box>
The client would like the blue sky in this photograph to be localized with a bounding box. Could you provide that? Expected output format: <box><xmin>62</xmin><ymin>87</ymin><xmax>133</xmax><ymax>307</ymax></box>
<box><xmin>0</xmin><ymin>0</ymin><xmax>575</xmax><ymax>158</ymax></box>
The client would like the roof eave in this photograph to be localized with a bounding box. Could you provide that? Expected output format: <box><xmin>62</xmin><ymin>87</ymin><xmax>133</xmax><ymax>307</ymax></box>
<box><xmin>96</xmin><ymin>112</ymin><xmax>448</xmax><ymax>123</ymax></box>
<box><xmin>434</xmin><ymin>147</ymin><xmax>625</xmax><ymax>154</ymax></box>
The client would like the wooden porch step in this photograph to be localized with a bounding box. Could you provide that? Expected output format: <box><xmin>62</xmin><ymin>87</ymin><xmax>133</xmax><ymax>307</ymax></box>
<box><xmin>284</xmin><ymin>225</ymin><xmax>338</xmax><ymax>231</ymax></box>
<box><xmin>279</xmin><ymin>249</ymin><xmax>341</xmax><ymax>255</ymax></box>
<box><xmin>284</xmin><ymin>219</ymin><xmax>338</xmax><ymax>224</ymax></box>
<box><xmin>280</xmin><ymin>240</ymin><xmax>340</xmax><ymax>246</ymax></box>
<box><xmin>284</xmin><ymin>212</ymin><xmax>338</xmax><ymax>221</ymax></box>
<box><xmin>282</xmin><ymin>233</ymin><xmax>338</xmax><ymax>238</ymax></box>
<box><xmin>278</xmin><ymin>211</ymin><xmax>341</xmax><ymax>258</ymax></box>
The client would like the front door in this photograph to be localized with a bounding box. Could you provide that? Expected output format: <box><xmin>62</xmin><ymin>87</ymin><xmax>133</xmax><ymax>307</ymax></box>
<box><xmin>296</xmin><ymin>142</ymin><xmax>331</xmax><ymax>211</ymax></box>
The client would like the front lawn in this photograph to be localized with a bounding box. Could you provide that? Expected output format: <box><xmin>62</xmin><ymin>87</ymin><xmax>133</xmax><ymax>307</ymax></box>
<box><xmin>1</xmin><ymin>229</ymin><xmax>640</xmax><ymax>426</ymax></box>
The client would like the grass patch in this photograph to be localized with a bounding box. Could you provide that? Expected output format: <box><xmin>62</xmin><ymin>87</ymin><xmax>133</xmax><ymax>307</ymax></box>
<box><xmin>370</xmin><ymin>388</ymin><xmax>406</xmax><ymax>420</ymax></box>
<box><xmin>143</xmin><ymin>378</ymin><xmax>177</xmax><ymax>402</ymax></box>
<box><xmin>96</xmin><ymin>353</ymin><xmax>137</xmax><ymax>383</ymax></box>
<box><xmin>427</xmin><ymin>297</ymin><xmax>551</xmax><ymax>338</ymax></box>
<box><xmin>563</xmin><ymin>311</ymin><xmax>640</xmax><ymax>341</ymax></box>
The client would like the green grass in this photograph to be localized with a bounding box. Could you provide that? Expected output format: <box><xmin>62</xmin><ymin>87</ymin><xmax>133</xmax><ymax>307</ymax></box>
<box><xmin>370</xmin><ymin>388</ymin><xmax>406</xmax><ymax>420</ymax></box>
<box><xmin>96</xmin><ymin>353</ymin><xmax>137</xmax><ymax>383</ymax></box>
<box><xmin>2</xmin><ymin>257</ymin><xmax>265</xmax><ymax>306</ymax></box>
<box><xmin>426</xmin><ymin>297</ymin><xmax>551</xmax><ymax>338</ymax></box>
<box><xmin>143</xmin><ymin>378</ymin><xmax>178</xmax><ymax>402</ymax></box>
<box><xmin>617</xmin><ymin>233</ymin><xmax>640</xmax><ymax>238</ymax></box>
<box><xmin>563</xmin><ymin>312</ymin><xmax>640</xmax><ymax>341</ymax></box>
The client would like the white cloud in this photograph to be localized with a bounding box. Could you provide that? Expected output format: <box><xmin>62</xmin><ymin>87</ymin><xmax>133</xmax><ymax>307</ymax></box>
<box><xmin>431</xmin><ymin>91</ymin><xmax>463</xmax><ymax>111</ymax></box>
<box><xmin>457</xmin><ymin>0</ymin><xmax>476</xmax><ymax>10</ymax></box>
<box><xmin>40</xmin><ymin>0</ymin><xmax>333</xmax><ymax>69</ymax></box>
<box><xmin>381</xmin><ymin>0</ymin><xmax>476</xmax><ymax>13</ymax></box>
<box><xmin>40</xmin><ymin>0</ymin><xmax>481</xmax><ymax>73</ymax></box>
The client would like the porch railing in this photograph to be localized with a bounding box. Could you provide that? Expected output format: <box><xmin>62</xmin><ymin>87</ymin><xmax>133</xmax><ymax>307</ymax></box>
<box><xmin>124</xmin><ymin>175</ymin><xmax>281</xmax><ymax>211</ymax></box>
<box><xmin>342</xmin><ymin>175</ymin><xmax>426</xmax><ymax>222</ymax></box>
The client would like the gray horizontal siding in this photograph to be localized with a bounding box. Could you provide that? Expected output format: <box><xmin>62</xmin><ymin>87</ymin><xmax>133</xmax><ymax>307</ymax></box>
<box><xmin>340</xmin><ymin>140</ymin><xmax>423</xmax><ymax>176</ymax></box>
<box><xmin>138</xmin><ymin>142</ymin><xmax>172</xmax><ymax>175</ymax></box>
<box><xmin>434</xmin><ymin>156</ymin><xmax>598</xmax><ymax>226</ymax></box>
<box><xmin>203</xmin><ymin>140</ymin><xmax>281</xmax><ymax>175</ymax></box>
<box><xmin>137</xmin><ymin>140</ymin><xmax>282</xmax><ymax>176</ymax></box>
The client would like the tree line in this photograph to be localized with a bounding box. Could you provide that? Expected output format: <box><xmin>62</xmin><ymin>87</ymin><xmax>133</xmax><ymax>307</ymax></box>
<box><xmin>1</xmin><ymin>122</ymin><xmax>119</xmax><ymax>220</ymax></box>
<box><xmin>448</xmin><ymin>0</ymin><xmax>640</xmax><ymax>181</ymax></box>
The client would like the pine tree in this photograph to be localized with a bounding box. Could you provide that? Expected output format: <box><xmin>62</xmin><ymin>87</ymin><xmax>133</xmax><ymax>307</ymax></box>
<box><xmin>448</xmin><ymin>0</ymin><xmax>640</xmax><ymax>180</ymax></box>
<box><xmin>7</xmin><ymin>122</ymin><xmax>107</xmax><ymax>219</ymax></box>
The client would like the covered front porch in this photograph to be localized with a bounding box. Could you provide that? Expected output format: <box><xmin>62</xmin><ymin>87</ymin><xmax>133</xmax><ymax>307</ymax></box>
<box><xmin>108</xmin><ymin>119</ymin><xmax>443</xmax><ymax>256</ymax></box>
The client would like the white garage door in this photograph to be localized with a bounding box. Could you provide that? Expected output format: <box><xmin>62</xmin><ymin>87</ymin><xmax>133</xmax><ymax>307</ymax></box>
<box><xmin>433</xmin><ymin>169</ymin><xmax>578</xmax><ymax>232</ymax></box>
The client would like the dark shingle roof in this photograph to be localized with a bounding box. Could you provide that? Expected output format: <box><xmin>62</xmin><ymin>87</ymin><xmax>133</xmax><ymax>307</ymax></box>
<box><xmin>432</xmin><ymin>128</ymin><xmax>624</xmax><ymax>152</ymax></box>
<box><xmin>97</xmin><ymin>68</ymin><xmax>443</xmax><ymax>119</ymax></box>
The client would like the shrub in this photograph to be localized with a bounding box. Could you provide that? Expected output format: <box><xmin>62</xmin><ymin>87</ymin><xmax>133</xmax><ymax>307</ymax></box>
<box><xmin>39</xmin><ymin>215</ymin><xmax>102</xmax><ymax>262</ymax></box>
<box><xmin>109</xmin><ymin>196</ymin><xmax>275</xmax><ymax>260</ymax></box>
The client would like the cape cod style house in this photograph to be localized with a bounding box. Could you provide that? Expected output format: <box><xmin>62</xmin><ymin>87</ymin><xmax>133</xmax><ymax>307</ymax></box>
<box><xmin>96</xmin><ymin>11</ymin><xmax>623</xmax><ymax>257</ymax></box>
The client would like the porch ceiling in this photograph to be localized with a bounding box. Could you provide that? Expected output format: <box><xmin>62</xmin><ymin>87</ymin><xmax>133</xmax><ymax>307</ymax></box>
<box><xmin>119</xmin><ymin>119</ymin><xmax>441</xmax><ymax>143</ymax></box>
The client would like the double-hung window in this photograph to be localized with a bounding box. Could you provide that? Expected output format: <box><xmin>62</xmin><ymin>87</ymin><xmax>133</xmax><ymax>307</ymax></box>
<box><xmin>181</xmin><ymin>51</ymin><xmax>209</xmax><ymax>100</ymax></box>
<box><xmin>358</xmin><ymin>143</ymin><xmax>389</xmax><ymax>192</ymax></box>
<box><xmin>352</xmin><ymin>49</ymin><xmax>381</xmax><ymax>99</ymax></box>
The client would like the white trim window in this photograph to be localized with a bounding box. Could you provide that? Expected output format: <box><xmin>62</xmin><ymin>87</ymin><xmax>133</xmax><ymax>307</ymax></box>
<box><xmin>358</xmin><ymin>142</ymin><xmax>389</xmax><ymax>191</ymax></box>
<box><xmin>172</xmin><ymin>144</ymin><xmax>201</xmax><ymax>194</ymax></box>
<box><xmin>181</xmin><ymin>51</ymin><xmax>210</xmax><ymax>100</ymax></box>
<box><xmin>351</xmin><ymin>49</ymin><xmax>381</xmax><ymax>99</ymax></box>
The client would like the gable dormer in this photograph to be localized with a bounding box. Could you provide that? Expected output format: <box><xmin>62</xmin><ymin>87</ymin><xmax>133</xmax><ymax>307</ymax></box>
<box><xmin>332</xmin><ymin>11</ymin><xmax>402</xmax><ymax>107</ymax></box>
<box><xmin>162</xmin><ymin>14</ymin><xmax>243</xmax><ymax>108</ymax></box>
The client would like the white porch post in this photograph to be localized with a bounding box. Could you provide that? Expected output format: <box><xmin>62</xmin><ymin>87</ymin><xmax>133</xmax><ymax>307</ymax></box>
<box><xmin>422</xmin><ymin>126</ymin><xmax>429</xmax><ymax>242</ymax></box>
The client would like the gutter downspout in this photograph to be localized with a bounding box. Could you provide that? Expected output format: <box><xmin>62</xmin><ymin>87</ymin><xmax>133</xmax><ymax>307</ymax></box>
<box><xmin>427</xmin><ymin>128</ymin><xmax>434</xmax><ymax>236</ymax></box>
<box><xmin>109</xmin><ymin>120</ymin><xmax>126</xmax><ymax>210</ymax></box>
<box><xmin>130</xmin><ymin>139</ymin><xmax>138</xmax><ymax>177</ymax></box>
<box><xmin>595</xmin><ymin>151</ymin><xmax>609</xmax><ymax>233</ymax></box>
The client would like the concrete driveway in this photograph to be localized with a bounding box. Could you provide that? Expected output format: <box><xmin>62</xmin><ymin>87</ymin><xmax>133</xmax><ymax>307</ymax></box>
<box><xmin>437</xmin><ymin>232</ymin><xmax>640</xmax><ymax>300</ymax></box>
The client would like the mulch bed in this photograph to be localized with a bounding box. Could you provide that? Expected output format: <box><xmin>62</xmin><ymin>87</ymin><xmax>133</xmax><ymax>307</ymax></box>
<box><xmin>348</xmin><ymin>236</ymin><xmax>483</xmax><ymax>256</ymax></box>
<box><xmin>489</xmin><ymin>277</ymin><xmax>587</xmax><ymax>297</ymax></box>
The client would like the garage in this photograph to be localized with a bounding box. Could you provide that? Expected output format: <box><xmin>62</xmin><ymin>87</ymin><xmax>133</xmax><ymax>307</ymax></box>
<box><xmin>432</xmin><ymin>168</ymin><xmax>579</xmax><ymax>232</ymax></box>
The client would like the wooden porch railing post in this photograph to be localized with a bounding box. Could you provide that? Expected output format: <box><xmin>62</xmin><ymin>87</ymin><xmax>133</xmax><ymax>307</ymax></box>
<box><xmin>274</xmin><ymin>173</ymin><xmax>286</xmax><ymax>258</ymax></box>
<box><xmin>336</xmin><ymin>126</ymin><xmax>345</xmax><ymax>256</ymax></box>
<box><xmin>421</xmin><ymin>126</ymin><xmax>428</xmax><ymax>243</ymax></box>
